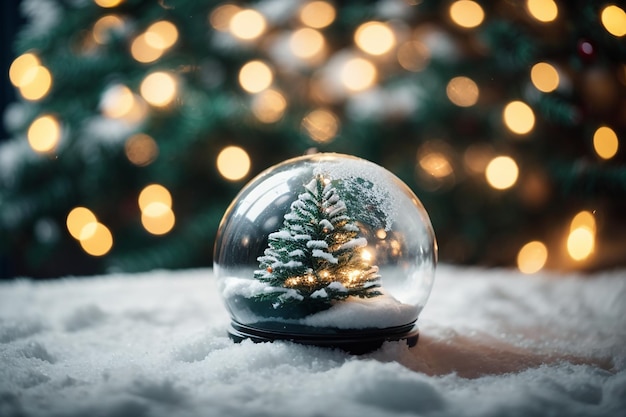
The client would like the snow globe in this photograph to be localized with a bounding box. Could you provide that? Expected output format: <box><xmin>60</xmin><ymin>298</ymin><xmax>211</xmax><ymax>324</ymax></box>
<box><xmin>214</xmin><ymin>153</ymin><xmax>437</xmax><ymax>353</ymax></box>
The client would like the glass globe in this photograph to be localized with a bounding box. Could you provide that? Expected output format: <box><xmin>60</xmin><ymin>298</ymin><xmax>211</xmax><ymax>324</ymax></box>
<box><xmin>214</xmin><ymin>153</ymin><xmax>437</xmax><ymax>353</ymax></box>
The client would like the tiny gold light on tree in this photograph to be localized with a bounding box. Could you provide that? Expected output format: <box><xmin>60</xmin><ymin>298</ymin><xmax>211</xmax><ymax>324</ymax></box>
<box><xmin>131</xmin><ymin>34</ymin><xmax>163</xmax><ymax>63</ymax></box>
<box><xmin>301</xmin><ymin>108</ymin><xmax>339</xmax><ymax>143</ymax></box>
<box><xmin>503</xmin><ymin>101</ymin><xmax>535</xmax><ymax>135</ymax></box>
<box><xmin>229</xmin><ymin>9</ymin><xmax>266</xmax><ymax>40</ymax></box>
<box><xmin>446</xmin><ymin>76</ymin><xmax>479</xmax><ymax>107</ymax></box>
<box><xmin>449</xmin><ymin>0</ymin><xmax>485</xmax><ymax>28</ymax></box>
<box><xmin>93</xmin><ymin>15</ymin><xmax>124</xmax><ymax>44</ymax></box>
<box><xmin>210</xmin><ymin>4</ymin><xmax>241</xmax><ymax>31</ymax></box>
<box><xmin>593</xmin><ymin>126</ymin><xmax>619</xmax><ymax>160</ymax></box>
<box><xmin>299</xmin><ymin>1</ymin><xmax>336</xmax><ymax>29</ymax></box>
<box><xmin>138</xmin><ymin>184</ymin><xmax>172</xmax><ymax>211</ymax></box>
<box><xmin>601</xmin><ymin>5</ymin><xmax>626</xmax><ymax>37</ymax></box>
<box><xmin>290</xmin><ymin>28</ymin><xmax>325</xmax><ymax>60</ymax></box>
<box><xmin>145</xmin><ymin>21</ymin><xmax>178</xmax><ymax>50</ymax></box>
<box><xmin>485</xmin><ymin>156</ymin><xmax>519</xmax><ymax>190</ymax></box>
<box><xmin>79</xmin><ymin>222</ymin><xmax>113</xmax><ymax>256</ymax></box>
<box><xmin>94</xmin><ymin>0</ymin><xmax>124</xmax><ymax>8</ymax></box>
<box><xmin>140</xmin><ymin>71</ymin><xmax>177</xmax><ymax>107</ymax></box>
<box><xmin>217</xmin><ymin>146</ymin><xmax>251</xmax><ymax>181</ymax></box>
<box><xmin>530</xmin><ymin>62</ymin><xmax>560</xmax><ymax>93</ymax></box>
<box><xmin>125</xmin><ymin>133</ymin><xmax>159</xmax><ymax>166</ymax></box>
<box><xmin>517</xmin><ymin>241</ymin><xmax>548</xmax><ymax>274</ymax></box>
<box><xmin>526</xmin><ymin>0</ymin><xmax>558</xmax><ymax>23</ymax></box>
<box><xmin>354</xmin><ymin>22</ymin><xmax>396</xmax><ymax>56</ymax></box>
<box><xmin>397</xmin><ymin>41</ymin><xmax>430</xmax><ymax>72</ymax></box>
<box><xmin>66</xmin><ymin>207</ymin><xmax>97</xmax><ymax>240</ymax></box>
<box><xmin>27</xmin><ymin>115</ymin><xmax>61</xmax><ymax>153</ymax></box>
<box><xmin>340</xmin><ymin>57</ymin><xmax>377</xmax><ymax>92</ymax></box>
<box><xmin>239</xmin><ymin>61</ymin><xmax>273</xmax><ymax>93</ymax></box>
<box><xmin>251</xmin><ymin>89</ymin><xmax>287</xmax><ymax>123</ymax></box>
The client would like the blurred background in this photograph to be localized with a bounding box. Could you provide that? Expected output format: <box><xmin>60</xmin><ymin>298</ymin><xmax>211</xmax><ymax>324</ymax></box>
<box><xmin>1</xmin><ymin>0</ymin><xmax>625</xmax><ymax>279</ymax></box>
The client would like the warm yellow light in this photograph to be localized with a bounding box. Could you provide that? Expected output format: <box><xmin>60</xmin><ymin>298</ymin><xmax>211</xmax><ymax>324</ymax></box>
<box><xmin>130</xmin><ymin>34</ymin><xmax>163</xmax><ymax>63</ymax></box>
<box><xmin>66</xmin><ymin>207</ymin><xmax>98</xmax><ymax>240</ymax></box>
<box><xmin>93</xmin><ymin>15</ymin><xmax>124</xmax><ymax>44</ymax></box>
<box><xmin>290</xmin><ymin>28</ymin><xmax>325</xmax><ymax>60</ymax></box>
<box><xmin>361</xmin><ymin>249</ymin><xmax>373</xmax><ymax>262</ymax></box>
<box><xmin>446</xmin><ymin>76</ymin><xmax>479</xmax><ymax>107</ymax></box>
<box><xmin>376</xmin><ymin>229</ymin><xmax>387</xmax><ymax>240</ymax></box>
<box><xmin>138</xmin><ymin>184</ymin><xmax>172</xmax><ymax>211</ymax></box>
<box><xmin>239</xmin><ymin>61</ymin><xmax>273</xmax><ymax>93</ymax></box>
<box><xmin>397</xmin><ymin>41</ymin><xmax>430</xmax><ymax>72</ymax></box>
<box><xmin>141</xmin><ymin>203</ymin><xmax>175</xmax><ymax>235</ymax></box>
<box><xmin>145</xmin><ymin>21</ymin><xmax>178</xmax><ymax>50</ymax></box>
<box><xmin>9</xmin><ymin>53</ymin><xmax>40</xmax><ymax>87</ymax></box>
<box><xmin>229</xmin><ymin>9</ymin><xmax>266</xmax><ymax>40</ymax></box>
<box><xmin>18</xmin><ymin>65</ymin><xmax>52</xmax><ymax>101</ymax></box>
<box><xmin>449</xmin><ymin>0</ymin><xmax>485</xmax><ymax>28</ymax></box>
<box><xmin>301</xmin><ymin>109</ymin><xmax>339</xmax><ymax>143</ymax></box>
<box><xmin>100</xmin><ymin>85</ymin><xmax>135</xmax><ymax>118</ymax></box>
<box><xmin>419</xmin><ymin>152</ymin><xmax>453</xmax><ymax>178</ymax></box>
<box><xmin>217</xmin><ymin>146</ymin><xmax>251</xmax><ymax>181</ymax></box>
<box><xmin>593</xmin><ymin>126</ymin><xmax>619</xmax><ymax>160</ymax></box>
<box><xmin>340</xmin><ymin>57</ymin><xmax>377</xmax><ymax>92</ymax></box>
<box><xmin>485</xmin><ymin>156</ymin><xmax>519</xmax><ymax>190</ymax></box>
<box><xmin>354</xmin><ymin>22</ymin><xmax>396</xmax><ymax>56</ymax></box>
<box><xmin>530</xmin><ymin>62</ymin><xmax>559</xmax><ymax>93</ymax></box>
<box><xmin>300</xmin><ymin>1</ymin><xmax>336</xmax><ymax>29</ymax></box>
<box><xmin>601</xmin><ymin>5</ymin><xmax>626</xmax><ymax>37</ymax></box>
<box><xmin>27</xmin><ymin>115</ymin><xmax>61</xmax><ymax>153</ymax></box>
<box><xmin>570</xmin><ymin>211</ymin><xmax>596</xmax><ymax>234</ymax></box>
<box><xmin>567</xmin><ymin>227</ymin><xmax>594</xmax><ymax>261</ymax></box>
<box><xmin>210</xmin><ymin>4</ymin><xmax>241</xmax><ymax>31</ymax></box>
<box><xmin>526</xmin><ymin>0</ymin><xmax>558</xmax><ymax>23</ymax></box>
<box><xmin>503</xmin><ymin>101</ymin><xmax>535</xmax><ymax>135</ymax></box>
<box><xmin>79</xmin><ymin>222</ymin><xmax>113</xmax><ymax>256</ymax></box>
<box><xmin>463</xmin><ymin>144</ymin><xmax>493</xmax><ymax>174</ymax></box>
<box><xmin>94</xmin><ymin>0</ymin><xmax>123</xmax><ymax>8</ymax></box>
<box><xmin>125</xmin><ymin>133</ymin><xmax>159</xmax><ymax>166</ymax></box>
<box><xmin>251</xmin><ymin>89</ymin><xmax>287</xmax><ymax>123</ymax></box>
<box><xmin>517</xmin><ymin>241</ymin><xmax>548</xmax><ymax>274</ymax></box>
<box><xmin>140</xmin><ymin>72</ymin><xmax>177</xmax><ymax>107</ymax></box>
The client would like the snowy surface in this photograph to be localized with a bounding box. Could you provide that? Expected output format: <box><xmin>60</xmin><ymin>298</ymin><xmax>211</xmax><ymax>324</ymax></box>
<box><xmin>1</xmin><ymin>265</ymin><xmax>625</xmax><ymax>417</ymax></box>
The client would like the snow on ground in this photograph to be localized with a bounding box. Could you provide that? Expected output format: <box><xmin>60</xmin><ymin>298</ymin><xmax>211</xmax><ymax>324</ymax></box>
<box><xmin>0</xmin><ymin>265</ymin><xmax>625</xmax><ymax>417</ymax></box>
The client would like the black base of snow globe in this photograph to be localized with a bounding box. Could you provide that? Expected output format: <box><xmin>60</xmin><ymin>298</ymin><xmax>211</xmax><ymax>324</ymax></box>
<box><xmin>228</xmin><ymin>321</ymin><xmax>419</xmax><ymax>355</ymax></box>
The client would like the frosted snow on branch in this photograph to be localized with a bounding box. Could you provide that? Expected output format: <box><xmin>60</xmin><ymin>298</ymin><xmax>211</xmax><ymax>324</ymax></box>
<box><xmin>339</xmin><ymin>237</ymin><xmax>367</xmax><ymax>251</ymax></box>
<box><xmin>312</xmin><ymin>249</ymin><xmax>338</xmax><ymax>264</ymax></box>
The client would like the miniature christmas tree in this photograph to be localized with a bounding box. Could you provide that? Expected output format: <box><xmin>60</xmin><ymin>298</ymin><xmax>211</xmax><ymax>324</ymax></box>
<box><xmin>253</xmin><ymin>175</ymin><xmax>381</xmax><ymax>314</ymax></box>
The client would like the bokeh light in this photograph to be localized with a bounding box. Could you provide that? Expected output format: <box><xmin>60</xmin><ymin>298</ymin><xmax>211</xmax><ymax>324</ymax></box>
<box><xmin>125</xmin><ymin>133</ymin><xmax>159</xmax><ymax>166</ymax></box>
<box><xmin>79</xmin><ymin>222</ymin><xmax>113</xmax><ymax>256</ymax></box>
<box><xmin>570</xmin><ymin>210</ymin><xmax>596</xmax><ymax>234</ymax></box>
<box><xmin>517</xmin><ymin>241</ymin><xmax>548</xmax><ymax>274</ymax></box>
<box><xmin>593</xmin><ymin>126</ymin><xmax>619</xmax><ymax>160</ymax></box>
<box><xmin>138</xmin><ymin>184</ymin><xmax>172</xmax><ymax>211</ymax></box>
<box><xmin>299</xmin><ymin>1</ymin><xmax>336</xmax><ymax>29</ymax></box>
<box><xmin>397</xmin><ymin>41</ymin><xmax>430</xmax><ymax>72</ymax></box>
<box><xmin>140</xmin><ymin>71</ymin><xmax>177</xmax><ymax>107</ymax></box>
<box><xmin>567</xmin><ymin>227</ymin><xmax>594</xmax><ymax>261</ymax></box>
<box><xmin>239</xmin><ymin>61</ymin><xmax>273</xmax><ymax>93</ymax></box>
<box><xmin>340</xmin><ymin>57</ymin><xmax>377</xmax><ymax>92</ymax></box>
<box><xmin>9</xmin><ymin>53</ymin><xmax>40</xmax><ymax>86</ymax></box>
<box><xmin>302</xmin><ymin>108</ymin><xmax>339</xmax><ymax>143</ymax></box>
<box><xmin>145</xmin><ymin>21</ymin><xmax>178</xmax><ymax>50</ymax></box>
<box><xmin>290</xmin><ymin>28</ymin><xmax>325</xmax><ymax>60</ymax></box>
<box><xmin>601</xmin><ymin>5</ymin><xmax>626</xmax><ymax>37</ymax></box>
<box><xmin>17</xmin><ymin>65</ymin><xmax>52</xmax><ymax>101</ymax></box>
<box><xmin>354</xmin><ymin>22</ymin><xmax>396</xmax><ymax>56</ymax></box>
<box><xmin>66</xmin><ymin>207</ymin><xmax>98</xmax><ymax>240</ymax></box>
<box><xmin>419</xmin><ymin>152</ymin><xmax>454</xmax><ymax>179</ymax></box>
<box><xmin>27</xmin><ymin>115</ymin><xmax>61</xmax><ymax>153</ymax></box>
<box><xmin>100</xmin><ymin>84</ymin><xmax>135</xmax><ymax>118</ymax></box>
<box><xmin>485</xmin><ymin>156</ymin><xmax>519</xmax><ymax>190</ymax></box>
<box><xmin>229</xmin><ymin>9</ymin><xmax>266</xmax><ymax>40</ymax></box>
<box><xmin>131</xmin><ymin>34</ymin><xmax>163</xmax><ymax>63</ymax></box>
<box><xmin>449</xmin><ymin>0</ymin><xmax>485</xmax><ymax>28</ymax></box>
<box><xmin>503</xmin><ymin>101</ymin><xmax>535</xmax><ymax>135</ymax></box>
<box><xmin>526</xmin><ymin>0</ymin><xmax>558</xmax><ymax>23</ymax></box>
<box><xmin>446</xmin><ymin>76</ymin><xmax>479</xmax><ymax>107</ymax></box>
<box><xmin>210</xmin><ymin>4</ymin><xmax>241</xmax><ymax>31</ymax></box>
<box><xmin>93</xmin><ymin>15</ymin><xmax>124</xmax><ymax>44</ymax></box>
<box><xmin>141</xmin><ymin>203</ymin><xmax>175</xmax><ymax>235</ymax></box>
<box><xmin>251</xmin><ymin>89</ymin><xmax>287</xmax><ymax>123</ymax></box>
<box><xmin>217</xmin><ymin>146</ymin><xmax>251</xmax><ymax>181</ymax></box>
<box><xmin>530</xmin><ymin>62</ymin><xmax>560</xmax><ymax>93</ymax></box>
<box><xmin>94</xmin><ymin>0</ymin><xmax>124</xmax><ymax>8</ymax></box>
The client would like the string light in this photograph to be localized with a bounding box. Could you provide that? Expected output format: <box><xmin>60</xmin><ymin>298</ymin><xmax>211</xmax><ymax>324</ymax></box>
<box><xmin>9</xmin><ymin>53</ymin><xmax>40</xmax><ymax>86</ymax></box>
<box><xmin>593</xmin><ymin>126</ymin><xmax>619</xmax><ymax>160</ymax></box>
<box><xmin>140</xmin><ymin>71</ymin><xmax>177</xmax><ymax>107</ymax></box>
<box><xmin>138</xmin><ymin>184</ymin><xmax>172</xmax><ymax>211</ymax></box>
<box><xmin>503</xmin><ymin>101</ymin><xmax>535</xmax><ymax>135</ymax></box>
<box><xmin>27</xmin><ymin>115</ymin><xmax>61</xmax><ymax>153</ymax></box>
<box><xmin>66</xmin><ymin>207</ymin><xmax>98</xmax><ymax>240</ymax></box>
<box><xmin>141</xmin><ymin>203</ymin><xmax>175</xmax><ymax>235</ymax></box>
<box><xmin>301</xmin><ymin>108</ymin><xmax>339</xmax><ymax>143</ymax></box>
<box><xmin>131</xmin><ymin>34</ymin><xmax>163</xmax><ymax>63</ymax></box>
<box><xmin>145</xmin><ymin>21</ymin><xmax>178</xmax><ymax>50</ymax></box>
<box><xmin>94</xmin><ymin>0</ymin><xmax>123</xmax><ymax>8</ymax></box>
<box><xmin>526</xmin><ymin>0</ymin><xmax>558</xmax><ymax>23</ymax></box>
<box><xmin>251</xmin><ymin>89</ymin><xmax>287</xmax><ymax>123</ymax></box>
<box><xmin>354</xmin><ymin>22</ymin><xmax>396</xmax><ymax>56</ymax></box>
<box><xmin>570</xmin><ymin>210</ymin><xmax>596</xmax><ymax>234</ymax></box>
<box><xmin>340</xmin><ymin>57</ymin><xmax>377</xmax><ymax>92</ymax></box>
<box><xmin>517</xmin><ymin>241</ymin><xmax>548</xmax><ymax>274</ymax></box>
<box><xmin>92</xmin><ymin>15</ymin><xmax>124</xmax><ymax>44</ymax></box>
<box><xmin>239</xmin><ymin>61</ymin><xmax>273</xmax><ymax>93</ymax></box>
<box><xmin>125</xmin><ymin>133</ymin><xmax>159</xmax><ymax>166</ymax></box>
<box><xmin>397</xmin><ymin>41</ymin><xmax>430</xmax><ymax>72</ymax></box>
<box><xmin>289</xmin><ymin>28</ymin><xmax>325</xmax><ymax>60</ymax></box>
<box><xmin>446</xmin><ymin>76</ymin><xmax>479</xmax><ymax>107</ymax></box>
<box><xmin>600</xmin><ymin>5</ymin><xmax>626</xmax><ymax>37</ymax></box>
<box><xmin>449</xmin><ymin>0</ymin><xmax>485</xmax><ymax>29</ymax></box>
<box><xmin>210</xmin><ymin>4</ymin><xmax>241</xmax><ymax>31</ymax></box>
<box><xmin>229</xmin><ymin>9</ymin><xmax>266</xmax><ymax>40</ymax></box>
<box><xmin>13</xmin><ymin>59</ymin><xmax>52</xmax><ymax>101</ymax></box>
<box><xmin>530</xmin><ymin>62</ymin><xmax>559</xmax><ymax>93</ymax></box>
<box><xmin>485</xmin><ymin>156</ymin><xmax>519</xmax><ymax>190</ymax></box>
<box><xmin>299</xmin><ymin>1</ymin><xmax>336</xmax><ymax>29</ymax></box>
<box><xmin>79</xmin><ymin>222</ymin><xmax>114</xmax><ymax>256</ymax></box>
<box><xmin>567</xmin><ymin>227</ymin><xmax>594</xmax><ymax>261</ymax></box>
<box><xmin>217</xmin><ymin>146</ymin><xmax>251</xmax><ymax>181</ymax></box>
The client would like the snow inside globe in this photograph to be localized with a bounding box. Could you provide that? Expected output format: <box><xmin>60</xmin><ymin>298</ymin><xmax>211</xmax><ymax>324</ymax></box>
<box><xmin>214</xmin><ymin>153</ymin><xmax>437</xmax><ymax>353</ymax></box>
